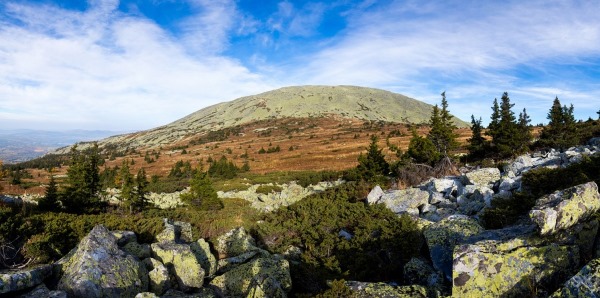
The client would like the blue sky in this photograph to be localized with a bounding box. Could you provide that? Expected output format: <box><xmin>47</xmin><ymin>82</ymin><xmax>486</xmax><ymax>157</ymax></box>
<box><xmin>1</xmin><ymin>0</ymin><xmax>599</xmax><ymax>131</ymax></box>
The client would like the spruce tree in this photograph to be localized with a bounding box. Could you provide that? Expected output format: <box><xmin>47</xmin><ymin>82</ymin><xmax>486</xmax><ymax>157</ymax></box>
<box><xmin>539</xmin><ymin>97</ymin><xmax>578</xmax><ymax>149</ymax></box>
<box><xmin>467</xmin><ymin>115</ymin><xmax>486</xmax><ymax>159</ymax></box>
<box><xmin>118</xmin><ymin>160</ymin><xmax>135</xmax><ymax>213</ymax></box>
<box><xmin>487</xmin><ymin>98</ymin><xmax>500</xmax><ymax>140</ymax></box>
<box><xmin>407</xmin><ymin>128</ymin><xmax>440</xmax><ymax>165</ymax></box>
<box><xmin>133</xmin><ymin>168</ymin><xmax>148</xmax><ymax>212</ymax></box>
<box><xmin>516</xmin><ymin>108</ymin><xmax>533</xmax><ymax>153</ymax></box>
<box><xmin>39</xmin><ymin>173</ymin><xmax>60</xmax><ymax>212</ymax></box>
<box><xmin>61</xmin><ymin>144</ymin><xmax>102</xmax><ymax>213</ymax></box>
<box><xmin>180</xmin><ymin>167</ymin><xmax>223</xmax><ymax>210</ymax></box>
<box><xmin>487</xmin><ymin>92</ymin><xmax>520</xmax><ymax>158</ymax></box>
<box><xmin>357</xmin><ymin>135</ymin><xmax>390</xmax><ymax>182</ymax></box>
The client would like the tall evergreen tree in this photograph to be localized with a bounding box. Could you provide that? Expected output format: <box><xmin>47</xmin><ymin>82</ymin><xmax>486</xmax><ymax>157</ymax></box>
<box><xmin>61</xmin><ymin>143</ymin><xmax>103</xmax><ymax>213</ymax></box>
<box><xmin>487</xmin><ymin>98</ymin><xmax>500</xmax><ymax>139</ymax></box>
<box><xmin>487</xmin><ymin>92</ymin><xmax>520</xmax><ymax>158</ymax></box>
<box><xmin>467</xmin><ymin>115</ymin><xmax>486</xmax><ymax>159</ymax></box>
<box><xmin>407</xmin><ymin>128</ymin><xmax>440</xmax><ymax>165</ymax></box>
<box><xmin>357</xmin><ymin>135</ymin><xmax>390</xmax><ymax>182</ymax></box>
<box><xmin>118</xmin><ymin>160</ymin><xmax>135</xmax><ymax>213</ymax></box>
<box><xmin>39</xmin><ymin>172</ymin><xmax>60</xmax><ymax>212</ymax></box>
<box><xmin>539</xmin><ymin>97</ymin><xmax>578</xmax><ymax>149</ymax></box>
<box><xmin>180</xmin><ymin>166</ymin><xmax>223</xmax><ymax>210</ymax></box>
<box><xmin>133</xmin><ymin>168</ymin><xmax>148</xmax><ymax>212</ymax></box>
<box><xmin>516</xmin><ymin>108</ymin><xmax>533</xmax><ymax>153</ymax></box>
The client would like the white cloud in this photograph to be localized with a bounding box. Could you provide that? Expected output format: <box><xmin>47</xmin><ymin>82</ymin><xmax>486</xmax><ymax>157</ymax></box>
<box><xmin>0</xmin><ymin>0</ymin><xmax>273</xmax><ymax>130</ymax></box>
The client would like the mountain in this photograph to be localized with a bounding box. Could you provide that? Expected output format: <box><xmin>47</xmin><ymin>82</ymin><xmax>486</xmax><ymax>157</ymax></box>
<box><xmin>0</xmin><ymin>129</ymin><xmax>123</xmax><ymax>163</ymax></box>
<box><xmin>55</xmin><ymin>85</ymin><xmax>468</xmax><ymax>153</ymax></box>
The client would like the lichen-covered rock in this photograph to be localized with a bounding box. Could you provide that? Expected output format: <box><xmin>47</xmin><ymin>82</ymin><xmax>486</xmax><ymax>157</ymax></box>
<box><xmin>345</xmin><ymin>281</ymin><xmax>428</xmax><ymax>298</ymax></box>
<box><xmin>425</xmin><ymin>177</ymin><xmax>461</xmax><ymax>195</ymax></box>
<box><xmin>453</xmin><ymin>235</ymin><xmax>580</xmax><ymax>297</ymax></box>
<box><xmin>530</xmin><ymin>182</ymin><xmax>600</xmax><ymax>235</ymax></box>
<box><xmin>150</xmin><ymin>242</ymin><xmax>204</xmax><ymax>292</ymax></box>
<box><xmin>209</xmin><ymin>257</ymin><xmax>291</xmax><ymax>297</ymax></box>
<box><xmin>463</xmin><ymin>167</ymin><xmax>500</xmax><ymax>186</ymax></box>
<box><xmin>123</xmin><ymin>242</ymin><xmax>152</xmax><ymax>259</ymax></box>
<box><xmin>112</xmin><ymin>230</ymin><xmax>138</xmax><ymax>246</ymax></box>
<box><xmin>403</xmin><ymin>258</ymin><xmax>444</xmax><ymax>294</ymax></box>
<box><xmin>142</xmin><ymin>258</ymin><xmax>170</xmax><ymax>295</ymax></box>
<box><xmin>367</xmin><ymin>185</ymin><xmax>384</xmax><ymax>204</ymax></box>
<box><xmin>190</xmin><ymin>239</ymin><xmax>217</xmax><ymax>277</ymax></box>
<box><xmin>161</xmin><ymin>288</ymin><xmax>216</xmax><ymax>298</ymax></box>
<box><xmin>0</xmin><ymin>264</ymin><xmax>52</xmax><ymax>295</ymax></box>
<box><xmin>423</xmin><ymin>215</ymin><xmax>484</xmax><ymax>280</ymax></box>
<box><xmin>135</xmin><ymin>293</ymin><xmax>159</xmax><ymax>298</ymax></box>
<box><xmin>217</xmin><ymin>250</ymin><xmax>261</xmax><ymax>274</ymax></box>
<box><xmin>551</xmin><ymin>258</ymin><xmax>600</xmax><ymax>297</ymax></box>
<box><xmin>375</xmin><ymin>188</ymin><xmax>429</xmax><ymax>215</ymax></box>
<box><xmin>214</xmin><ymin>227</ymin><xmax>259</xmax><ymax>259</ymax></box>
<box><xmin>156</xmin><ymin>219</ymin><xmax>194</xmax><ymax>244</ymax></box>
<box><xmin>57</xmin><ymin>225</ymin><xmax>148</xmax><ymax>298</ymax></box>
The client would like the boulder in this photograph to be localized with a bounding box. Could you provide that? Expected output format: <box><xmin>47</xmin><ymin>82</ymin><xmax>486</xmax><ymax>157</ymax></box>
<box><xmin>150</xmin><ymin>242</ymin><xmax>204</xmax><ymax>292</ymax></box>
<box><xmin>214</xmin><ymin>227</ymin><xmax>259</xmax><ymax>259</ymax></box>
<box><xmin>161</xmin><ymin>288</ymin><xmax>216</xmax><ymax>297</ymax></box>
<box><xmin>453</xmin><ymin>237</ymin><xmax>580</xmax><ymax>297</ymax></box>
<box><xmin>0</xmin><ymin>264</ymin><xmax>52</xmax><ymax>295</ymax></box>
<box><xmin>423</xmin><ymin>215</ymin><xmax>484</xmax><ymax>280</ymax></box>
<box><xmin>142</xmin><ymin>258</ymin><xmax>170</xmax><ymax>295</ymax></box>
<box><xmin>529</xmin><ymin>182</ymin><xmax>600</xmax><ymax>235</ymax></box>
<box><xmin>425</xmin><ymin>178</ymin><xmax>460</xmax><ymax>195</ymax></box>
<box><xmin>551</xmin><ymin>258</ymin><xmax>600</xmax><ymax>297</ymax></box>
<box><xmin>123</xmin><ymin>242</ymin><xmax>152</xmax><ymax>260</ymax></box>
<box><xmin>57</xmin><ymin>225</ymin><xmax>148</xmax><ymax>298</ymax></box>
<box><xmin>216</xmin><ymin>250</ymin><xmax>261</xmax><ymax>274</ymax></box>
<box><xmin>190</xmin><ymin>239</ymin><xmax>217</xmax><ymax>277</ymax></box>
<box><xmin>403</xmin><ymin>258</ymin><xmax>444</xmax><ymax>294</ymax></box>
<box><xmin>344</xmin><ymin>281</ymin><xmax>428</xmax><ymax>298</ymax></box>
<box><xmin>209</xmin><ymin>257</ymin><xmax>291</xmax><ymax>297</ymax></box>
<box><xmin>366</xmin><ymin>185</ymin><xmax>384</xmax><ymax>204</ymax></box>
<box><xmin>156</xmin><ymin>219</ymin><xmax>194</xmax><ymax>244</ymax></box>
<box><xmin>376</xmin><ymin>188</ymin><xmax>429</xmax><ymax>215</ymax></box>
<box><xmin>135</xmin><ymin>293</ymin><xmax>159</xmax><ymax>298</ymax></box>
<box><xmin>463</xmin><ymin>168</ymin><xmax>500</xmax><ymax>186</ymax></box>
<box><xmin>16</xmin><ymin>283</ymin><xmax>68</xmax><ymax>298</ymax></box>
<box><xmin>504</xmin><ymin>155</ymin><xmax>533</xmax><ymax>176</ymax></box>
<box><xmin>112</xmin><ymin>230</ymin><xmax>138</xmax><ymax>246</ymax></box>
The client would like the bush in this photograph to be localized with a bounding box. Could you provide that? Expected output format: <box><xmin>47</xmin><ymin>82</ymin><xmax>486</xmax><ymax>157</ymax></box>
<box><xmin>255</xmin><ymin>185</ymin><xmax>283</xmax><ymax>194</ymax></box>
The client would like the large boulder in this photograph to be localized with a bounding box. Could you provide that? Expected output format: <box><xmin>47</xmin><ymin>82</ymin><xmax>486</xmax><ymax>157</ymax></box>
<box><xmin>344</xmin><ymin>281</ymin><xmax>428</xmax><ymax>298</ymax></box>
<box><xmin>366</xmin><ymin>185</ymin><xmax>384</xmax><ymax>204</ymax></box>
<box><xmin>209</xmin><ymin>257</ymin><xmax>291</xmax><ymax>297</ymax></box>
<box><xmin>57</xmin><ymin>225</ymin><xmax>148</xmax><ymax>298</ymax></box>
<box><xmin>403</xmin><ymin>257</ymin><xmax>445</xmax><ymax>294</ymax></box>
<box><xmin>423</xmin><ymin>215</ymin><xmax>484</xmax><ymax>281</ymax></box>
<box><xmin>463</xmin><ymin>167</ymin><xmax>500</xmax><ymax>187</ymax></box>
<box><xmin>142</xmin><ymin>258</ymin><xmax>170</xmax><ymax>295</ymax></box>
<box><xmin>0</xmin><ymin>264</ymin><xmax>52</xmax><ymax>295</ymax></box>
<box><xmin>214</xmin><ymin>227</ymin><xmax>260</xmax><ymax>259</ymax></box>
<box><xmin>156</xmin><ymin>219</ymin><xmax>194</xmax><ymax>243</ymax></box>
<box><xmin>150</xmin><ymin>242</ymin><xmax>204</xmax><ymax>292</ymax></box>
<box><xmin>452</xmin><ymin>225</ymin><xmax>581</xmax><ymax>297</ymax></box>
<box><xmin>376</xmin><ymin>188</ymin><xmax>430</xmax><ymax>216</ymax></box>
<box><xmin>551</xmin><ymin>258</ymin><xmax>600</xmax><ymax>297</ymax></box>
<box><xmin>190</xmin><ymin>239</ymin><xmax>217</xmax><ymax>277</ymax></box>
<box><xmin>529</xmin><ymin>182</ymin><xmax>600</xmax><ymax>235</ymax></box>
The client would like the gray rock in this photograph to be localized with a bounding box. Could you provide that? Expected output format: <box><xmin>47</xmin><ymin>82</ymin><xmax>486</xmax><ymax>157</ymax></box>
<box><xmin>123</xmin><ymin>242</ymin><xmax>152</xmax><ymax>260</ymax></box>
<box><xmin>150</xmin><ymin>242</ymin><xmax>204</xmax><ymax>292</ymax></box>
<box><xmin>429</xmin><ymin>192</ymin><xmax>445</xmax><ymax>205</ymax></box>
<box><xmin>498</xmin><ymin>178</ymin><xmax>518</xmax><ymax>192</ymax></box>
<box><xmin>425</xmin><ymin>178</ymin><xmax>460</xmax><ymax>195</ymax></box>
<box><xmin>190</xmin><ymin>239</ymin><xmax>217</xmax><ymax>277</ymax></box>
<box><xmin>57</xmin><ymin>225</ymin><xmax>148</xmax><ymax>298</ymax></box>
<box><xmin>376</xmin><ymin>188</ymin><xmax>429</xmax><ymax>215</ymax></box>
<box><xmin>142</xmin><ymin>258</ymin><xmax>170</xmax><ymax>295</ymax></box>
<box><xmin>367</xmin><ymin>185</ymin><xmax>384</xmax><ymax>204</ymax></box>
<box><xmin>135</xmin><ymin>293</ymin><xmax>160</xmax><ymax>298</ymax></box>
<box><xmin>420</xmin><ymin>203</ymin><xmax>437</xmax><ymax>214</ymax></box>
<box><xmin>216</xmin><ymin>250</ymin><xmax>261</xmax><ymax>274</ymax></box>
<box><xmin>530</xmin><ymin>182</ymin><xmax>600</xmax><ymax>235</ymax></box>
<box><xmin>345</xmin><ymin>281</ymin><xmax>428</xmax><ymax>297</ymax></box>
<box><xmin>403</xmin><ymin>257</ymin><xmax>445</xmax><ymax>294</ymax></box>
<box><xmin>338</xmin><ymin>229</ymin><xmax>353</xmax><ymax>240</ymax></box>
<box><xmin>423</xmin><ymin>215</ymin><xmax>484</xmax><ymax>281</ymax></box>
<box><xmin>112</xmin><ymin>230</ymin><xmax>138</xmax><ymax>246</ymax></box>
<box><xmin>156</xmin><ymin>219</ymin><xmax>194</xmax><ymax>244</ymax></box>
<box><xmin>214</xmin><ymin>227</ymin><xmax>259</xmax><ymax>259</ymax></box>
<box><xmin>209</xmin><ymin>257</ymin><xmax>291</xmax><ymax>297</ymax></box>
<box><xmin>551</xmin><ymin>258</ymin><xmax>600</xmax><ymax>297</ymax></box>
<box><xmin>0</xmin><ymin>264</ymin><xmax>52</xmax><ymax>295</ymax></box>
<box><xmin>464</xmin><ymin>168</ymin><xmax>501</xmax><ymax>186</ymax></box>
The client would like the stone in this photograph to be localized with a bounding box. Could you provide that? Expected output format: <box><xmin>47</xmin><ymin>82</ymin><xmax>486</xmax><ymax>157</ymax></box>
<box><xmin>423</xmin><ymin>215</ymin><xmax>484</xmax><ymax>281</ymax></box>
<box><xmin>426</xmin><ymin>178</ymin><xmax>459</xmax><ymax>194</ymax></box>
<box><xmin>150</xmin><ymin>242</ymin><xmax>204</xmax><ymax>292</ymax></box>
<box><xmin>463</xmin><ymin>167</ymin><xmax>500</xmax><ymax>186</ymax></box>
<box><xmin>344</xmin><ymin>281</ymin><xmax>428</xmax><ymax>298</ymax></box>
<box><xmin>367</xmin><ymin>185</ymin><xmax>384</xmax><ymax>204</ymax></box>
<box><xmin>504</xmin><ymin>155</ymin><xmax>533</xmax><ymax>176</ymax></box>
<box><xmin>112</xmin><ymin>230</ymin><xmax>138</xmax><ymax>246</ymax></box>
<box><xmin>156</xmin><ymin>219</ymin><xmax>194</xmax><ymax>244</ymax></box>
<box><xmin>216</xmin><ymin>250</ymin><xmax>261</xmax><ymax>274</ymax></box>
<box><xmin>338</xmin><ymin>229</ymin><xmax>353</xmax><ymax>240</ymax></box>
<box><xmin>142</xmin><ymin>258</ymin><xmax>170</xmax><ymax>295</ymax></box>
<box><xmin>209</xmin><ymin>257</ymin><xmax>291</xmax><ymax>297</ymax></box>
<box><xmin>174</xmin><ymin>221</ymin><xmax>194</xmax><ymax>243</ymax></box>
<box><xmin>530</xmin><ymin>182</ymin><xmax>600</xmax><ymax>235</ymax></box>
<box><xmin>17</xmin><ymin>283</ymin><xmax>50</xmax><ymax>298</ymax></box>
<box><xmin>190</xmin><ymin>239</ymin><xmax>217</xmax><ymax>277</ymax></box>
<box><xmin>376</xmin><ymin>188</ymin><xmax>429</xmax><ymax>215</ymax></box>
<box><xmin>123</xmin><ymin>242</ymin><xmax>152</xmax><ymax>259</ymax></box>
<box><xmin>551</xmin><ymin>258</ymin><xmax>600</xmax><ymax>297</ymax></box>
<box><xmin>453</xmin><ymin>237</ymin><xmax>580</xmax><ymax>297</ymax></box>
<box><xmin>498</xmin><ymin>178</ymin><xmax>518</xmax><ymax>192</ymax></box>
<box><xmin>403</xmin><ymin>258</ymin><xmax>444</xmax><ymax>294</ymax></box>
<box><xmin>135</xmin><ymin>293</ymin><xmax>160</xmax><ymax>298</ymax></box>
<box><xmin>0</xmin><ymin>264</ymin><xmax>52</xmax><ymax>295</ymax></box>
<box><xmin>57</xmin><ymin>225</ymin><xmax>148</xmax><ymax>298</ymax></box>
<box><xmin>214</xmin><ymin>227</ymin><xmax>259</xmax><ymax>259</ymax></box>
<box><xmin>420</xmin><ymin>203</ymin><xmax>437</xmax><ymax>214</ymax></box>
<box><xmin>429</xmin><ymin>192</ymin><xmax>445</xmax><ymax>205</ymax></box>
<box><xmin>161</xmin><ymin>288</ymin><xmax>216</xmax><ymax>298</ymax></box>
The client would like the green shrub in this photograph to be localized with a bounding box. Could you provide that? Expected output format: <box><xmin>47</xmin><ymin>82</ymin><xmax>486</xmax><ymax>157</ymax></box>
<box><xmin>255</xmin><ymin>185</ymin><xmax>283</xmax><ymax>194</ymax></box>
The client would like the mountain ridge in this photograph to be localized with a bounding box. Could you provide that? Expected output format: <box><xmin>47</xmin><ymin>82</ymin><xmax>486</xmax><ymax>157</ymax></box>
<box><xmin>54</xmin><ymin>85</ymin><xmax>468</xmax><ymax>153</ymax></box>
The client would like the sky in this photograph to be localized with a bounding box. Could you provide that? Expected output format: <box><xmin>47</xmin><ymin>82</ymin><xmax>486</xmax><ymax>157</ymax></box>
<box><xmin>1</xmin><ymin>0</ymin><xmax>599</xmax><ymax>131</ymax></box>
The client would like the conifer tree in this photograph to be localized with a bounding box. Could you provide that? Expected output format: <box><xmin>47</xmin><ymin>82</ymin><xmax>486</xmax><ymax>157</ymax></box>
<box><xmin>61</xmin><ymin>143</ymin><xmax>102</xmax><ymax>213</ymax></box>
<box><xmin>487</xmin><ymin>98</ymin><xmax>500</xmax><ymax>140</ymax></box>
<box><xmin>118</xmin><ymin>160</ymin><xmax>135</xmax><ymax>213</ymax></box>
<box><xmin>487</xmin><ymin>92</ymin><xmax>520</xmax><ymax>158</ymax></box>
<box><xmin>467</xmin><ymin>115</ymin><xmax>486</xmax><ymax>159</ymax></box>
<box><xmin>133</xmin><ymin>168</ymin><xmax>148</xmax><ymax>212</ymax></box>
<box><xmin>407</xmin><ymin>128</ymin><xmax>440</xmax><ymax>165</ymax></box>
<box><xmin>357</xmin><ymin>135</ymin><xmax>390</xmax><ymax>182</ymax></box>
<box><xmin>180</xmin><ymin>166</ymin><xmax>223</xmax><ymax>210</ymax></box>
<box><xmin>516</xmin><ymin>108</ymin><xmax>533</xmax><ymax>153</ymax></box>
<box><xmin>39</xmin><ymin>172</ymin><xmax>60</xmax><ymax>212</ymax></box>
<box><xmin>539</xmin><ymin>97</ymin><xmax>578</xmax><ymax>149</ymax></box>
<box><xmin>428</xmin><ymin>91</ymin><xmax>458</xmax><ymax>155</ymax></box>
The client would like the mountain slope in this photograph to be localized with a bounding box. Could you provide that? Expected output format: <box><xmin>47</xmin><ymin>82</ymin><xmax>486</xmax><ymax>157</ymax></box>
<box><xmin>56</xmin><ymin>85</ymin><xmax>468</xmax><ymax>152</ymax></box>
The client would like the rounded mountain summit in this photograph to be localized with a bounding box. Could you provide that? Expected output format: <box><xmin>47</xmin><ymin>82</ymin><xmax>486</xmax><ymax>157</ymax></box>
<box><xmin>57</xmin><ymin>85</ymin><xmax>468</xmax><ymax>151</ymax></box>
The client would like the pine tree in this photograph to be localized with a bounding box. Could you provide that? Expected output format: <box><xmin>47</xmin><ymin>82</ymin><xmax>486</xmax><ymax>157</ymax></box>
<box><xmin>357</xmin><ymin>135</ymin><xmax>390</xmax><ymax>182</ymax></box>
<box><xmin>39</xmin><ymin>173</ymin><xmax>60</xmax><ymax>212</ymax></box>
<box><xmin>487</xmin><ymin>98</ymin><xmax>500</xmax><ymax>140</ymax></box>
<box><xmin>180</xmin><ymin>167</ymin><xmax>223</xmax><ymax>210</ymax></box>
<box><xmin>406</xmin><ymin>128</ymin><xmax>440</xmax><ymax>165</ymax></box>
<box><xmin>467</xmin><ymin>115</ymin><xmax>486</xmax><ymax>159</ymax></box>
<box><xmin>539</xmin><ymin>97</ymin><xmax>578</xmax><ymax>149</ymax></box>
<box><xmin>487</xmin><ymin>92</ymin><xmax>520</xmax><ymax>158</ymax></box>
<box><xmin>133</xmin><ymin>168</ymin><xmax>148</xmax><ymax>212</ymax></box>
<box><xmin>118</xmin><ymin>160</ymin><xmax>135</xmax><ymax>212</ymax></box>
<box><xmin>61</xmin><ymin>143</ymin><xmax>103</xmax><ymax>213</ymax></box>
<box><xmin>428</xmin><ymin>91</ymin><xmax>458</xmax><ymax>155</ymax></box>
